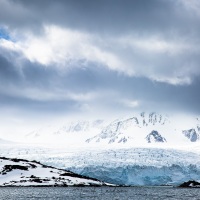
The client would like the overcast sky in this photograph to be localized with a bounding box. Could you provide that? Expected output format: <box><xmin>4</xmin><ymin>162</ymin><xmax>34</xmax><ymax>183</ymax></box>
<box><xmin>0</xmin><ymin>0</ymin><xmax>200</xmax><ymax>134</ymax></box>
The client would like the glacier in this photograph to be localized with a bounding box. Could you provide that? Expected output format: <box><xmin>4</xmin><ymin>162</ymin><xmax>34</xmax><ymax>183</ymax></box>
<box><xmin>1</xmin><ymin>142</ymin><xmax>200</xmax><ymax>186</ymax></box>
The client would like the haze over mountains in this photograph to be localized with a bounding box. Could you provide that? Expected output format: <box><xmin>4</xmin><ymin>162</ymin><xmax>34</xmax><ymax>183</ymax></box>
<box><xmin>20</xmin><ymin>112</ymin><xmax>200</xmax><ymax>148</ymax></box>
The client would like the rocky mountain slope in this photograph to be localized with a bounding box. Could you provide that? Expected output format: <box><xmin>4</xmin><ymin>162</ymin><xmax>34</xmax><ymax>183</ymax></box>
<box><xmin>86</xmin><ymin>112</ymin><xmax>200</xmax><ymax>146</ymax></box>
<box><xmin>0</xmin><ymin>157</ymin><xmax>108</xmax><ymax>186</ymax></box>
<box><xmin>22</xmin><ymin>112</ymin><xmax>200</xmax><ymax>147</ymax></box>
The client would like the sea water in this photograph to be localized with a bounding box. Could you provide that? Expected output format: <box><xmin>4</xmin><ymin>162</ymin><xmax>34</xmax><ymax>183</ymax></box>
<box><xmin>0</xmin><ymin>186</ymin><xmax>199</xmax><ymax>200</ymax></box>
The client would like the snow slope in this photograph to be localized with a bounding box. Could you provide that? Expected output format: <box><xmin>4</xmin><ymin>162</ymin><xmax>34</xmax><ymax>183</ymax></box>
<box><xmin>0</xmin><ymin>157</ymin><xmax>108</xmax><ymax>186</ymax></box>
<box><xmin>24</xmin><ymin>120</ymin><xmax>106</xmax><ymax>145</ymax></box>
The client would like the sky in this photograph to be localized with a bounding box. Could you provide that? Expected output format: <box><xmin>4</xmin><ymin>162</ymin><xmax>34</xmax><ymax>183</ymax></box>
<box><xmin>0</xmin><ymin>0</ymin><xmax>200</xmax><ymax>135</ymax></box>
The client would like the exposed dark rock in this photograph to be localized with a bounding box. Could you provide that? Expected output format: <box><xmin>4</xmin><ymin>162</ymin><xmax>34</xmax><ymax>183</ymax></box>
<box><xmin>60</xmin><ymin>172</ymin><xmax>102</xmax><ymax>182</ymax></box>
<box><xmin>146</xmin><ymin>130</ymin><xmax>166</xmax><ymax>143</ymax></box>
<box><xmin>29</xmin><ymin>163</ymin><xmax>37</xmax><ymax>168</ymax></box>
<box><xmin>10</xmin><ymin>158</ymin><xmax>28</xmax><ymax>163</ymax></box>
<box><xmin>182</xmin><ymin>129</ymin><xmax>199</xmax><ymax>142</ymax></box>
<box><xmin>30</xmin><ymin>175</ymin><xmax>37</xmax><ymax>178</ymax></box>
<box><xmin>118</xmin><ymin>137</ymin><xmax>128</xmax><ymax>143</ymax></box>
<box><xmin>179</xmin><ymin>180</ymin><xmax>200</xmax><ymax>188</ymax></box>
<box><xmin>31</xmin><ymin>178</ymin><xmax>43</xmax><ymax>183</ymax></box>
<box><xmin>2</xmin><ymin>165</ymin><xmax>28</xmax><ymax>173</ymax></box>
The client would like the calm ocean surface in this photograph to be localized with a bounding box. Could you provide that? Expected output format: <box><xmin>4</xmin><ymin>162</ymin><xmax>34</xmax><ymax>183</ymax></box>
<box><xmin>0</xmin><ymin>186</ymin><xmax>199</xmax><ymax>200</ymax></box>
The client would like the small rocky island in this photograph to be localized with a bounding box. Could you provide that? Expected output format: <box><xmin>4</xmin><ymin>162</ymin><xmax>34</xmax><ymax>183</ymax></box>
<box><xmin>0</xmin><ymin>157</ymin><xmax>109</xmax><ymax>186</ymax></box>
<box><xmin>179</xmin><ymin>180</ymin><xmax>200</xmax><ymax>188</ymax></box>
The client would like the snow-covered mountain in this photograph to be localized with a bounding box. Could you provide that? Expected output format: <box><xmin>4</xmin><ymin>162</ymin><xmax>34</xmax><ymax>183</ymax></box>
<box><xmin>0</xmin><ymin>157</ymin><xmax>109</xmax><ymax>186</ymax></box>
<box><xmin>25</xmin><ymin>120</ymin><xmax>106</xmax><ymax>144</ymax></box>
<box><xmin>86</xmin><ymin>112</ymin><xmax>200</xmax><ymax>146</ymax></box>
<box><xmin>23</xmin><ymin>112</ymin><xmax>200</xmax><ymax>147</ymax></box>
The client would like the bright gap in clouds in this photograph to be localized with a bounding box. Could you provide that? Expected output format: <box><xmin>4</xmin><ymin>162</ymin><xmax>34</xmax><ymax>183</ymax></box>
<box><xmin>0</xmin><ymin>28</ymin><xmax>10</xmax><ymax>40</ymax></box>
<box><xmin>1</xmin><ymin>24</ymin><xmax>200</xmax><ymax>86</ymax></box>
<box><xmin>2</xmin><ymin>25</ymin><xmax>122</xmax><ymax>72</ymax></box>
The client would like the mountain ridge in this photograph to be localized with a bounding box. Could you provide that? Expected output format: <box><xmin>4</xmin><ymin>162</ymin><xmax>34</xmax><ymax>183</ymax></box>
<box><xmin>86</xmin><ymin>112</ymin><xmax>200</xmax><ymax>146</ymax></box>
<box><xmin>0</xmin><ymin>157</ymin><xmax>110</xmax><ymax>186</ymax></box>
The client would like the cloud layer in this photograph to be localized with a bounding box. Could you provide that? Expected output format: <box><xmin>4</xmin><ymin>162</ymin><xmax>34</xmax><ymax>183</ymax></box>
<box><xmin>1</xmin><ymin>0</ymin><xmax>200</xmax><ymax>84</ymax></box>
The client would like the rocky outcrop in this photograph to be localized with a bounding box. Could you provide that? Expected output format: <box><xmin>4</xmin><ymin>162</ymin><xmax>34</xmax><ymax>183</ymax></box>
<box><xmin>0</xmin><ymin>157</ymin><xmax>109</xmax><ymax>186</ymax></box>
<box><xmin>146</xmin><ymin>131</ymin><xmax>166</xmax><ymax>143</ymax></box>
<box><xmin>179</xmin><ymin>180</ymin><xmax>200</xmax><ymax>188</ymax></box>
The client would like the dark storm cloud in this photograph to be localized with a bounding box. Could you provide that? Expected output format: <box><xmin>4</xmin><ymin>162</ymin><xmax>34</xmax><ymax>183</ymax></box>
<box><xmin>0</xmin><ymin>54</ymin><xmax>20</xmax><ymax>81</ymax></box>
<box><xmin>0</xmin><ymin>48</ymin><xmax>200</xmax><ymax>115</ymax></box>
<box><xmin>0</xmin><ymin>0</ymin><xmax>199</xmax><ymax>36</ymax></box>
<box><xmin>0</xmin><ymin>53</ymin><xmax>84</xmax><ymax>115</ymax></box>
<box><xmin>1</xmin><ymin>0</ymin><xmax>199</xmax><ymax>85</ymax></box>
<box><xmin>0</xmin><ymin>92</ymin><xmax>77</xmax><ymax>114</ymax></box>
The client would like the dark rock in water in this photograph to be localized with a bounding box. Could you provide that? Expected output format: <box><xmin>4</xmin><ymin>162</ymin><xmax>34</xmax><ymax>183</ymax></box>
<box><xmin>179</xmin><ymin>180</ymin><xmax>200</xmax><ymax>188</ymax></box>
